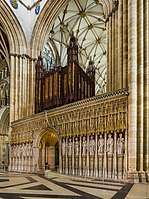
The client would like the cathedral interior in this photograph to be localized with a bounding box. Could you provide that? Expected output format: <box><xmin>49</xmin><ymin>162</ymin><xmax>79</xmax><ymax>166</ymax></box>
<box><xmin>0</xmin><ymin>0</ymin><xmax>149</xmax><ymax>184</ymax></box>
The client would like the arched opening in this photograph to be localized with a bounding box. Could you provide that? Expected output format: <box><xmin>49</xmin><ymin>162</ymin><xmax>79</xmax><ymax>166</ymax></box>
<box><xmin>38</xmin><ymin>131</ymin><xmax>59</xmax><ymax>171</ymax></box>
<box><xmin>0</xmin><ymin>24</ymin><xmax>10</xmax><ymax>170</ymax></box>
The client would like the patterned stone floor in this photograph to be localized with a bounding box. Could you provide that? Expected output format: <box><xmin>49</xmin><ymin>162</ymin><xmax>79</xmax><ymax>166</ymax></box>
<box><xmin>0</xmin><ymin>172</ymin><xmax>148</xmax><ymax>199</ymax></box>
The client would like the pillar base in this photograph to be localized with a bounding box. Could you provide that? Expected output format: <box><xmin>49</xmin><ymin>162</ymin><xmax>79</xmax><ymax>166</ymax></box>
<box><xmin>127</xmin><ymin>171</ymin><xmax>139</xmax><ymax>183</ymax></box>
<box><xmin>79</xmin><ymin>169</ymin><xmax>82</xmax><ymax>176</ymax></box>
<box><xmin>72</xmin><ymin>168</ymin><xmax>75</xmax><ymax>175</ymax></box>
<box><xmin>138</xmin><ymin>171</ymin><xmax>146</xmax><ymax>183</ymax></box>
<box><xmin>145</xmin><ymin>171</ymin><xmax>149</xmax><ymax>182</ymax></box>
<box><xmin>59</xmin><ymin>168</ymin><xmax>62</xmax><ymax>174</ymax></box>
<box><xmin>65</xmin><ymin>168</ymin><xmax>68</xmax><ymax>175</ymax></box>
<box><xmin>94</xmin><ymin>169</ymin><xmax>98</xmax><ymax>178</ymax></box>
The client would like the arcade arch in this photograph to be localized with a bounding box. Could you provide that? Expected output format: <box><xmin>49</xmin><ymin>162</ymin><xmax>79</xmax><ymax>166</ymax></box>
<box><xmin>34</xmin><ymin>128</ymin><xmax>59</xmax><ymax>172</ymax></box>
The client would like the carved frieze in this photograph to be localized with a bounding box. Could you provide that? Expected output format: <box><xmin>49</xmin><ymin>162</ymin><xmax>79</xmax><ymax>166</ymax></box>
<box><xmin>11</xmin><ymin>88</ymin><xmax>128</xmax><ymax>145</ymax></box>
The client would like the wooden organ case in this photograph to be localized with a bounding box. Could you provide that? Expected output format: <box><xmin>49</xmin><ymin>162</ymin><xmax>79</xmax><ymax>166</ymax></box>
<box><xmin>35</xmin><ymin>33</ymin><xmax>95</xmax><ymax>113</ymax></box>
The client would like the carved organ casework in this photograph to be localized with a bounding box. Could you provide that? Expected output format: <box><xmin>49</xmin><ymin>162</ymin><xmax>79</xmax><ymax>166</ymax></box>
<box><xmin>35</xmin><ymin>33</ymin><xmax>95</xmax><ymax>113</ymax></box>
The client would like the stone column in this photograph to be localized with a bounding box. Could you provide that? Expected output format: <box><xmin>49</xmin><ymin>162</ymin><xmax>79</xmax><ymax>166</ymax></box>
<box><xmin>128</xmin><ymin>0</ymin><xmax>138</xmax><ymax>182</ymax></box>
<box><xmin>19</xmin><ymin>57</ymin><xmax>23</xmax><ymax>118</ymax></box>
<box><xmin>15</xmin><ymin>56</ymin><xmax>20</xmax><ymax>120</ymax></box>
<box><xmin>46</xmin><ymin>146</ymin><xmax>48</xmax><ymax>163</ymax></box>
<box><xmin>108</xmin><ymin>17</ymin><xmax>112</xmax><ymax>91</ymax></box>
<box><xmin>106</xmin><ymin>20</ymin><xmax>110</xmax><ymax>92</ymax></box>
<box><xmin>113</xmin><ymin>132</ymin><xmax>117</xmax><ymax>179</ymax></box>
<box><xmin>33</xmin><ymin>147</ymin><xmax>39</xmax><ymax>172</ymax></box>
<box><xmin>42</xmin><ymin>146</ymin><xmax>45</xmax><ymax>170</ymax></box>
<box><xmin>72</xmin><ymin>136</ymin><xmax>75</xmax><ymax>175</ymax></box>
<box><xmin>86</xmin><ymin>134</ymin><xmax>90</xmax><ymax>177</ymax></box>
<box><xmin>112</xmin><ymin>13</ymin><xmax>115</xmax><ymax>91</ymax></box>
<box><xmin>18</xmin><ymin>153</ymin><xmax>21</xmax><ymax>171</ymax></box>
<box><xmin>59</xmin><ymin>138</ymin><xmax>62</xmax><ymax>173</ymax></box>
<box><xmin>12</xmin><ymin>156</ymin><xmax>15</xmax><ymax>171</ymax></box>
<box><xmin>10</xmin><ymin>55</ymin><xmax>15</xmax><ymax>122</ymax></box>
<box><xmin>23</xmin><ymin>57</ymin><xmax>27</xmax><ymax>117</ymax></box>
<box><xmin>95</xmin><ymin>133</ymin><xmax>98</xmax><ymax>177</ymax></box>
<box><xmin>137</xmin><ymin>0</ymin><xmax>145</xmax><ymax>181</ymax></box>
<box><xmin>14</xmin><ymin>146</ymin><xmax>17</xmax><ymax>171</ymax></box>
<box><xmin>28</xmin><ymin>144</ymin><xmax>31</xmax><ymax>172</ymax></box>
<box><xmin>79</xmin><ymin>136</ymin><xmax>82</xmax><ymax>176</ymax></box>
<box><xmin>115</xmin><ymin>9</ymin><xmax>118</xmax><ymax>90</ymax></box>
<box><xmin>29</xmin><ymin>59</ymin><xmax>36</xmax><ymax>116</ymax></box>
<box><xmin>123</xmin><ymin>0</ymin><xmax>128</xmax><ymax>88</ymax></box>
<box><xmin>15</xmin><ymin>156</ymin><xmax>17</xmax><ymax>171</ymax></box>
<box><xmin>26</xmin><ymin>57</ymin><xmax>29</xmax><ymax>116</ymax></box>
<box><xmin>144</xmin><ymin>0</ymin><xmax>149</xmax><ymax>181</ymax></box>
<box><xmin>103</xmin><ymin>132</ymin><xmax>107</xmax><ymax>178</ymax></box>
<box><xmin>124</xmin><ymin>130</ymin><xmax>127</xmax><ymax>180</ymax></box>
<box><xmin>65</xmin><ymin>137</ymin><xmax>68</xmax><ymax>174</ymax></box>
<box><xmin>118</xmin><ymin>0</ymin><xmax>123</xmax><ymax>89</ymax></box>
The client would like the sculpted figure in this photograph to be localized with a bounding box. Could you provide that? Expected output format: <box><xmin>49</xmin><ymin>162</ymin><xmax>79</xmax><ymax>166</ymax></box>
<box><xmin>82</xmin><ymin>136</ymin><xmax>87</xmax><ymax>156</ymax></box>
<box><xmin>89</xmin><ymin>135</ymin><xmax>95</xmax><ymax>156</ymax></box>
<box><xmin>107</xmin><ymin>134</ymin><xmax>113</xmax><ymax>155</ymax></box>
<box><xmin>68</xmin><ymin>138</ymin><xmax>72</xmax><ymax>156</ymax></box>
<box><xmin>98</xmin><ymin>134</ymin><xmax>104</xmax><ymax>154</ymax></box>
<box><xmin>117</xmin><ymin>133</ymin><xmax>124</xmax><ymax>155</ymax></box>
<box><xmin>75</xmin><ymin>137</ymin><xmax>79</xmax><ymax>156</ymax></box>
<box><xmin>62</xmin><ymin>138</ymin><xmax>66</xmax><ymax>156</ymax></box>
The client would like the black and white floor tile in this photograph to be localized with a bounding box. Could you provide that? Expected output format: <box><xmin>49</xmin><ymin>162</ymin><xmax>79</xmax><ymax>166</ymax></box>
<box><xmin>0</xmin><ymin>173</ymin><xmax>148</xmax><ymax>199</ymax></box>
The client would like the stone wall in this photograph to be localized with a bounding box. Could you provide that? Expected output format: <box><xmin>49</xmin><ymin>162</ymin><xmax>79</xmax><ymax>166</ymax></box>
<box><xmin>10</xmin><ymin>89</ymin><xmax>128</xmax><ymax>179</ymax></box>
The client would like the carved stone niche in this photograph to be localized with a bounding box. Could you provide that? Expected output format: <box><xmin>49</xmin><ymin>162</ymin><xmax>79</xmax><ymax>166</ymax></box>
<box><xmin>98</xmin><ymin>133</ymin><xmax>104</xmax><ymax>178</ymax></box>
<box><xmin>89</xmin><ymin>134</ymin><xmax>95</xmax><ymax>156</ymax></box>
<box><xmin>107</xmin><ymin>133</ymin><xmax>114</xmax><ymax>178</ymax></box>
<box><xmin>82</xmin><ymin>135</ymin><xmax>87</xmax><ymax>157</ymax></box>
<box><xmin>117</xmin><ymin>132</ymin><xmax>125</xmax><ymax>179</ymax></box>
<box><xmin>98</xmin><ymin>133</ymin><xmax>104</xmax><ymax>156</ymax></box>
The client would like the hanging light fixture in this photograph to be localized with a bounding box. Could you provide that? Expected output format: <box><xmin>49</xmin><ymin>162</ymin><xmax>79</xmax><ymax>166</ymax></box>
<box><xmin>10</xmin><ymin>0</ymin><xmax>42</xmax><ymax>15</ymax></box>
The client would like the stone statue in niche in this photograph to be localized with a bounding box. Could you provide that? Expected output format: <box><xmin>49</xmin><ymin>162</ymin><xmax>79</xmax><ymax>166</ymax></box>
<box><xmin>89</xmin><ymin>135</ymin><xmax>95</xmax><ymax>156</ymax></box>
<box><xmin>62</xmin><ymin>138</ymin><xmax>66</xmax><ymax>156</ymax></box>
<box><xmin>75</xmin><ymin>137</ymin><xmax>79</xmax><ymax>156</ymax></box>
<box><xmin>98</xmin><ymin>134</ymin><xmax>104</xmax><ymax>154</ymax></box>
<box><xmin>117</xmin><ymin>133</ymin><xmax>124</xmax><ymax>155</ymax></box>
<box><xmin>107</xmin><ymin>134</ymin><xmax>113</xmax><ymax>155</ymax></box>
<box><xmin>68</xmin><ymin>138</ymin><xmax>72</xmax><ymax>156</ymax></box>
<box><xmin>82</xmin><ymin>136</ymin><xmax>87</xmax><ymax>156</ymax></box>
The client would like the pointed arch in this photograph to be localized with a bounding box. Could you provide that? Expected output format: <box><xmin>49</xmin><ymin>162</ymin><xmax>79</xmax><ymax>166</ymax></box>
<box><xmin>0</xmin><ymin>1</ymin><xmax>27</xmax><ymax>55</ymax></box>
<box><xmin>30</xmin><ymin>0</ymin><xmax>69</xmax><ymax>58</ymax></box>
<box><xmin>34</xmin><ymin>127</ymin><xmax>60</xmax><ymax>148</ymax></box>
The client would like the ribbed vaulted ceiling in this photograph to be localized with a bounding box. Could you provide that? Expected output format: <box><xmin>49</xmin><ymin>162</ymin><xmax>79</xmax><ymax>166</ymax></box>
<box><xmin>43</xmin><ymin>0</ymin><xmax>107</xmax><ymax>94</ymax></box>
